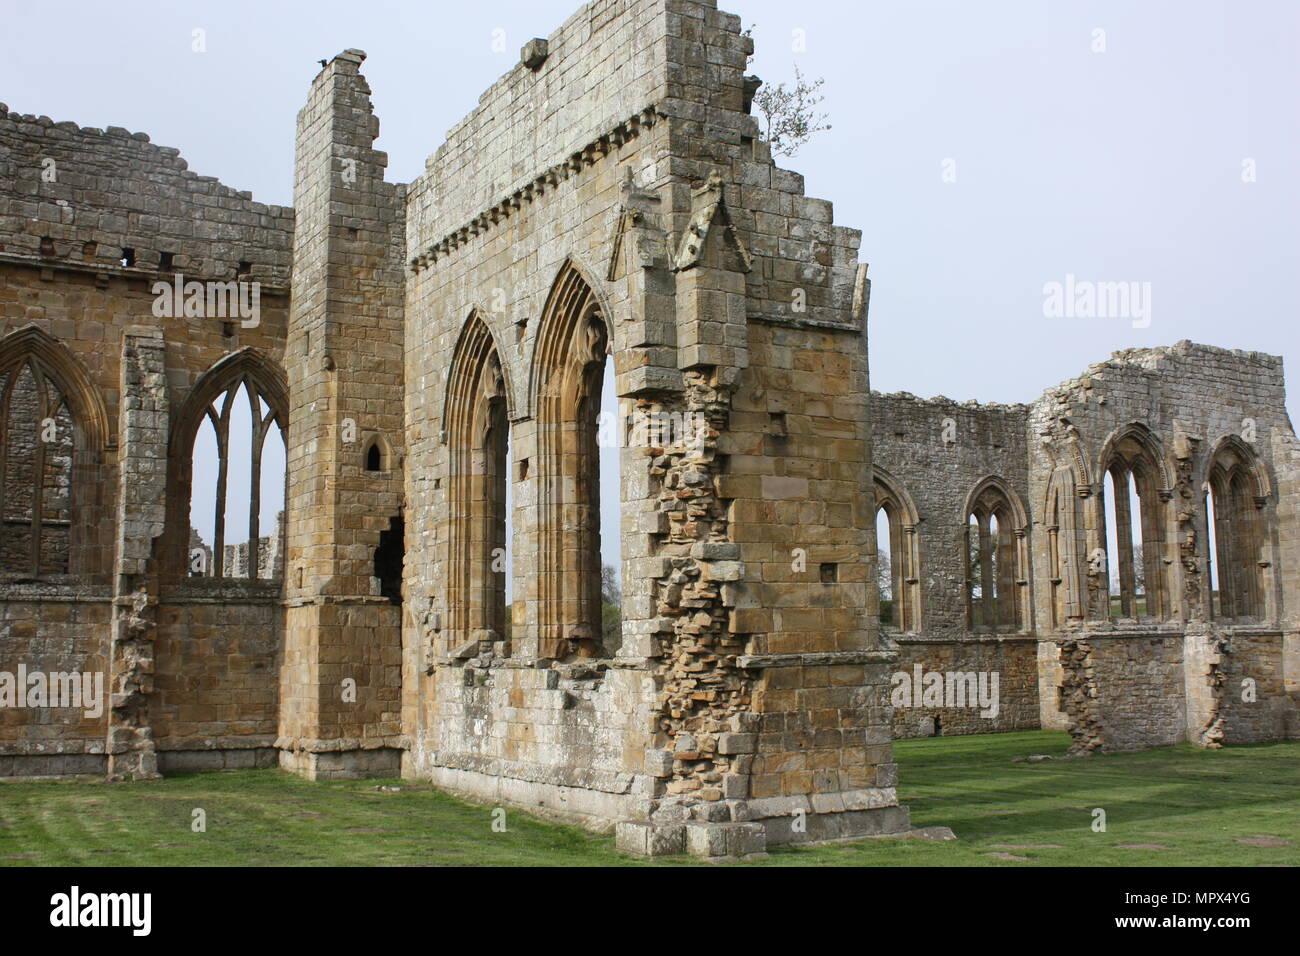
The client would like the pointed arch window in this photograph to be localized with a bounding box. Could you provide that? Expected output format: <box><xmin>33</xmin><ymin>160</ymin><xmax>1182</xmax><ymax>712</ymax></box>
<box><xmin>1098</xmin><ymin>428</ymin><xmax>1170</xmax><ymax>621</ymax></box>
<box><xmin>171</xmin><ymin>351</ymin><xmax>288</xmax><ymax>583</ymax></box>
<box><xmin>445</xmin><ymin>314</ymin><xmax>511</xmax><ymax>655</ymax></box>
<box><xmin>0</xmin><ymin>328</ymin><xmax>107</xmax><ymax>581</ymax></box>
<box><xmin>873</xmin><ymin>471</ymin><xmax>920</xmax><ymax>632</ymax></box>
<box><xmin>965</xmin><ymin>479</ymin><xmax>1028</xmax><ymax>632</ymax></box>
<box><xmin>1045</xmin><ymin>466</ymin><xmax>1085</xmax><ymax>627</ymax></box>
<box><xmin>0</xmin><ymin>357</ymin><xmax>75</xmax><ymax>575</ymax></box>
<box><xmin>188</xmin><ymin>379</ymin><xmax>286</xmax><ymax>578</ymax></box>
<box><xmin>530</xmin><ymin>262</ymin><xmax>609</xmax><ymax>661</ymax></box>
<box><xmin>1206</xmin><ymin>439</ymin><xmax>1268</xmax><ymax>620</ymax></box>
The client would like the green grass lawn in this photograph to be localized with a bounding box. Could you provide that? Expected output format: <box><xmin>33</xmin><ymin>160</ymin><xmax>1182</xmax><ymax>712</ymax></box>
<box><xmin>1</xmin><ymin>731</ymin><xmax>1296</xmax><ymax>866</ymax></box>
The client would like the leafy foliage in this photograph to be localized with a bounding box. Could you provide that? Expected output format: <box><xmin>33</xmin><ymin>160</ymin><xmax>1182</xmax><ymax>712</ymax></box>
<box><xmin>751</xmin><ymin>65</ymin><xmax>832</xmax><ymax>158</ymax></box>
<box><xmin>741</xmin><ymin>25</ymin><xmax>831</xmax><ymax>158</ymax></box>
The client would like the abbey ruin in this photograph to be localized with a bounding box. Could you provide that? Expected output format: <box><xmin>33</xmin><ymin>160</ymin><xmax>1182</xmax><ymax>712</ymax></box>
<box><xmin>1</xmin><ymin>0</ymin><xmax>1297</xmax><ymax>858</ymax></box>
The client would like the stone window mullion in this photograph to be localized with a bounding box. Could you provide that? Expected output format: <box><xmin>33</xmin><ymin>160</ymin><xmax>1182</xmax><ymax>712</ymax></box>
<box><xmin>978</xmin><ymin>511</ymin><xmax>995</xmax><ymax>629</ymax></box>
<box><xmin>1111</xmin><ymin>466</ymin><xmax>1136</xmax><ymax>617</ymax></box>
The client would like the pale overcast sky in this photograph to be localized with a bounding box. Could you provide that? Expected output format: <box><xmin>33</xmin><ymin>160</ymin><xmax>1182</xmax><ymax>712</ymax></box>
<box><xmin>3</xmin><ymin>0</ymin><xmax>1297</xmax><ymax>563</ymax></box>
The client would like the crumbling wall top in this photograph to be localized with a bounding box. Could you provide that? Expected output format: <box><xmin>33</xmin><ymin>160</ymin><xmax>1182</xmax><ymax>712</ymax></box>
<box><xmin>0</xmin><ymin>102</ymin><xmax>294</xmax><ymax>284</ymax></box>
<box><xmin>1037</xmin><ymin>339</ymin><xmax>1286</xmax><ymax>410</ymax></box>
<box><xmin>873</xmin><ymin>389</ymin><xmax>1029</xmax><ymax>416</ymax></box>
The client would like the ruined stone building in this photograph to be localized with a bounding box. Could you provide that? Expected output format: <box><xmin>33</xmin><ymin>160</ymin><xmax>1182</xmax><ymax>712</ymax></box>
<box><xmin>1</xmin><ymin>0</ymin><xmax>1297</xmax><ymax>857</ymax></box>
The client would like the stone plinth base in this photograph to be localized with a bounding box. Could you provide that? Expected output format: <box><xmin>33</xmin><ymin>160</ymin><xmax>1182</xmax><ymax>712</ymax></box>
<box><xmin>0</xmin><ymin>753</ymin><xmax>108</xmax><ymax>778</ymax></box>
<box><xmin>617</xmin><ymin>820</ymin><xmax>767</xmax><ymax>860</ymax></box>
<box><xmin>756</xmin><ymin>803</ymin><xmax>911</xmax><ymax>847</ymax></box>
<box><xmin>616</xmin><ymin>791</ymin><xmax>913</xmax><ymax>858</ymax></box>
<box><xmin>279</xmin><ymin>746</ymin><xmax>402</xmax><ymax>780</ymax></box>
<box><xmin>407</xmin><ymin>759</ymin><xmax>646</xmax><ymax>832</ymax></box>
<box><xmin>158</xmin><ymin>747</ymin><xmax>279</xmax><ymax>773</ymax></box>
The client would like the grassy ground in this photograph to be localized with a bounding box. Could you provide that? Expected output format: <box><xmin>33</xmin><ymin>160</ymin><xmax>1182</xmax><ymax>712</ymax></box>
<box><xmin>1</xmin><ymin>731</ymin><xmax>1296</xmax><ymax>866</ymax></box>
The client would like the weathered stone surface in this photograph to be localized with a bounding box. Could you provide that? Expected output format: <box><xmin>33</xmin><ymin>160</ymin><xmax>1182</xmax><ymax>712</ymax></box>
<box><xmin>684</xmin><ymin>821</ymin><xmax>766</xmax><ymax>859</ymax></box>
<box><xmin>0</xmin><ymin>2</ymin><xmax>1295</xmax><ymax>874</ymax></box>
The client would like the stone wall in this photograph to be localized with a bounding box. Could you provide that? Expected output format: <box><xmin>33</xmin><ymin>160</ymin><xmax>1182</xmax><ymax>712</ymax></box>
<box><xmin>0</xmin><ymin>103</ymin><xmax>293</xmax><ymax>282</ymax></box>
<box><xmin>151</xmin><ymin>581</ymin><xmax>282</xmax><ymax>772</ymax></box>
<box><xmin>277</xmin><ymin>49</ymin><xmax>407</xmax><ymax>780</ymax></box>
<box><xmin>401</xmin><ymin>0</ymin><xmax>910</xmax><ymax>855</ymax></box>
<box><xmin>0</xmin><ymin>586</ymin><xmax>110</xmax><ymax>776</ymax></box>
<box><xmin>872</xmin><ymin>393</ymin><xmax>1032</xmax><ymax>634</ymax></box>
<box><xmin>1030</xmin><ymin>342</ymin><xmax>1300</xmax><ymax>751</ymax></box>
<box><xmin>0</xmin><ymin>0</ymin><xmax>1296</xmax><ymax>864</ymax></box>
<box><xmin>0</xmin><ymin>96</ymin><xmax>292</xmax><ymax>774</ymax></box>
<box><xmin>890</xmin><ymin>637</ymin><xmax>1040</xmax><ymax>738</ymax></box>
<box><xmin>869</xmin><ymin>393</ymin><xmax>1039</xmax><ymax>737</ymax></box>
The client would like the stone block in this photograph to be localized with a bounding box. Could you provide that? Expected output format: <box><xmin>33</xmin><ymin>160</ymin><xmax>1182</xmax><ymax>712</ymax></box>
<box><xmin>717</xmin><ymin>732</ymin><xmax>756</xmax><ymax>754</ymax></box>
<box><xmin>615</xmin><ymin>821</ymin><xmax>685</xmax><ymax>857</ymax></box>
<box><xmin>684</xmin><ymin>821</ymin><xmax>766</xmax><ymax>858</ymax></box>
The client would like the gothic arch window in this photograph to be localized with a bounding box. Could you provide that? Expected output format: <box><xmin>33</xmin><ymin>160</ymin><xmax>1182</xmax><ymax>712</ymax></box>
<box><xmin>1044</xmin><ymin>466</ymin><xmax>1085</xmax><ymax>627</ymax></box>
<box><xmin>169</xmin><ymin>350</ymin><xmax>287</xmax><ymax>581</ymax></box>
<box><xmin>874</xmin><ymin>470</ymin><xmax>919</xmax><ymax>632</ymax></box>
<box><xmin>445</xmin><ymin>312</ymin><xmax>511</xmax><ymax>655</ymax></box>
<box><xmin>529</xmin><ymin>261</ymin><xmax>609</xmax><ymax>660</ymax></box>
<box><xmin>0</xmin><ymin>326</ymin><xmax>107</xmax><ymax>579</ymax></box>
<box><xmin>964</xmin><ymin>478</ymin><xmax>1028</xmax><ymax>633</ymax></box>
<box><xmin>1206</xmin><ymin>437</ymin><xmax>1268</xmax><ymax>620</ymax></box>
<box><xmin>1097</xmin><ymin>426</ymin><xmax>1170</xmax><ymax>621</ymax></box>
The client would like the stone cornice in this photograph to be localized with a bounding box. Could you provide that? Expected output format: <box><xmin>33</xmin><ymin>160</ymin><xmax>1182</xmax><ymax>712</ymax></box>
<box><xmin>747</xmin><ymin>312</ymin><xmax>862</xmax><ymax>334</ymax></box>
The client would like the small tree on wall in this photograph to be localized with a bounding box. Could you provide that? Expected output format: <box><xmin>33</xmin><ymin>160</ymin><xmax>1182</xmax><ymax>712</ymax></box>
<box><xmin>752</xmin><ymin>66</ymin><xmax>832</xmax><ymax>158</ymax></box>
<box><xmin>743</xmin><ymin>26</ymin><xmax>832</xmax><ymax>158</ymax></box>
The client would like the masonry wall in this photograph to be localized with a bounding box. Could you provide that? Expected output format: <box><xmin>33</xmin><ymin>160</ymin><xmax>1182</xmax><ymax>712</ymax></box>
<box><xmin>0</xmin><ymin>586</ymin><xmax>110</xmax><ymax>775</ymax></box>
<box><xmin>277</xmin><ymin>49</ymin><xmax>407</xmax><ymax>780</ymax></box>
<box><xmin>1029</xmin><ymin>342</ymin><xmax>1300</xmax><ymax>751</ymax></box>
<box><xmin>401</xmin><ymin>0</ymin><xmax>676</xmax><ymax>811</ymax></box>
<box><xmin>0</xmin><ymin>104</ymin><xmax>293</xmax><ymax>282</ymax></box>
<box><xmin>889</xmin><ymin>639</ymin><xmax>1040</xmax><ymax>737</ymax></box>
<box><xmin>869</xmin><ymin>393</ymin><xmax>1039</xmax><ymax>737</ymax></box>
<box><xmin>401</xmin><ymin>0</ymin><xmax>910</xmax><ymax>850</ymax></box>
<box><xmin>1214</xmin><ymin>630</ymin><xmax>1297</xmax><ymax>743</ymax></box>
<box><xmin>151</xmin><ymin>582</ymin><xmax>283</xmax><ymax>771</ymax></box>
<box><xmin>1272</xmin><ymin>427</ymin><xmax>1300</xmax><ymax>708</ymax></box>
<box><xmin>1086</xmin><ymin>633</ymin><xmax>1186</xmax><ymax>751</ymax></box>
<box><xmin>0</xmin><ymin>101</ymin><xmax>292</xmax><ymax>775</ymax></box>
<box><xmin>732</xmin><ymin>318</ymin><xmax>908</xmax><ymax>833</ymax></box>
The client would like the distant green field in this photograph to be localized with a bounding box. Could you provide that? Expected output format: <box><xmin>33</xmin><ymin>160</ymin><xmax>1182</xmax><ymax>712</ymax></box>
<box><xmin>1</xmin><ymin>731</ymin><xmax>1296</xmax><ymax>866</ymax></box>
